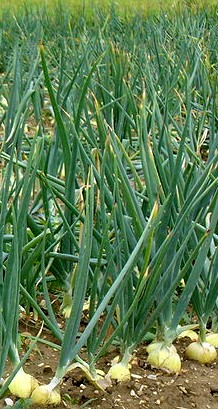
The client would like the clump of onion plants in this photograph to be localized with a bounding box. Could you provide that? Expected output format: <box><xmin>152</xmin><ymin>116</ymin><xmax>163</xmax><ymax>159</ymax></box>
<box><xmin>146</xmin><ymin>184</ymin><xmax>218</xmax><ymax>371</ymax></box>
<box><xmin>185</xmin><ymin>221</ymin><xmax>218</xmax><ymax>364</ymax></box>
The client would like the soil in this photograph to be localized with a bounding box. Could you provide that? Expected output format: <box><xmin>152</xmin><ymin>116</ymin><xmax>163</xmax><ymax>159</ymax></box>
<box><xmin>1</xmin><ymin>320</ymin><xmax>218</xmax><ymax>409</ymax></box>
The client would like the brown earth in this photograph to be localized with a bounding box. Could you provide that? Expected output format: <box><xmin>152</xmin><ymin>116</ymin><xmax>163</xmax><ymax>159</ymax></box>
<box><xmin>1</xmin><ymin>322</ymin><xmax>218</xmax><ymax>409</ymax></box>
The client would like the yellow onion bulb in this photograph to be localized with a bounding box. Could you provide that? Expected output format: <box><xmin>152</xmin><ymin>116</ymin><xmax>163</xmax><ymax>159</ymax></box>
<box><xmin>48</xmin><ymin>389</ymin><xmax>61</xmax><ymax>405</ymax></box>
<box><xmin>146</xmin><ymin>341</ymin><xmax>177</xmax><ymax>354</ymax></box>
<box><xmin>147</xmin><ymin>344</ymin><xmax>181</xmax><ymax>373</ymax></box>
<box><xmin>8</xmin><ymin>368</ymin><xmax>39</xmax><ymax>398</ymax></box>
<box><xmin>31</xmin><ymin>384</ymin><xmax>61</xmax><ymax>405</ymax></box>
<box><xmin>185</xmin><ymin>341</ymin><xmax>217</xmax><ymax>364</ymax></box>
<box><xmin>108</xmin><ymin>362</ymin><xmax>131</xmax><ymax>382</ymax></box>
<box><xmin>205</xmin><ymin>333</ymin><xmax>218</xmax><ymax>347</ymax></box>
<box><xmin>178</xmin><ymin>330</ymin><xmax>198</xmax><ymax>341</ymax></box>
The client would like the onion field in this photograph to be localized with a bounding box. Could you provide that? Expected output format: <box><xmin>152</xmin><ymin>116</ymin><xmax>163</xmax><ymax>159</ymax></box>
<box><xmin>0</xmin><ymin>1</ymin><xmax>218</xmax><ymax>408</ymax></box>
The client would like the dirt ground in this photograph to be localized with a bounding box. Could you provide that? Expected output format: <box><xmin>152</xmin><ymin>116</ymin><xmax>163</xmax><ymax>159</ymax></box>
<box><xmin>1</xmin><ymin>321</ymin><xmax>218</xmax><ymax>409</ymax></box>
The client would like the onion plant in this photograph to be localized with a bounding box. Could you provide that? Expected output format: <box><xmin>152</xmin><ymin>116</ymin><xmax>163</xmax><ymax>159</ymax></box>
<box><xmin>0</xmin><ymin>128</ymin><xmax>44</xmax><ymax>397</ymax></box>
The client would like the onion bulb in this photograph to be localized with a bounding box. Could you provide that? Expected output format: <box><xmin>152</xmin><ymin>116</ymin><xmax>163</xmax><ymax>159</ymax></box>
<box><xmin>31</xmin><ymin>384</ymin><xmax>61</xmax><ymax>405</ymax></box>
<box><xmin>185</xmin><ymin>341</ymin><xmax>217</xmax><ymax>364</ymax></box>
<box><xmin>178</xmin><ymin>330</ymin><xmax>198</xmax><ymax>341</ymax></box>
<box><xmin>205</xmin><ymin>333</ymin><xmax>218</xmax><ymax>347</ymax></box>
<box><xmin>108</xmin><ymin>362</ymin><xmax>131</xmax><ymax>382</ymax></box>
<box><xmin>147</xmin><ymin>341</ymin><xmax>177</xmax><ymax>354</ymax></box>
<box><xmin>47</xmin><ymin>389</ymin><xmax>61</xmax><ymax>405</ymax></box>
<box><xmin>8</xmin><ymin>368</ymin><xmax>39</xmax><ymax>399</ymax></box>
<box><xmin>147</xmin><ymin>344</ymin><xmax>181</xmax><ymax>373</ymax></box>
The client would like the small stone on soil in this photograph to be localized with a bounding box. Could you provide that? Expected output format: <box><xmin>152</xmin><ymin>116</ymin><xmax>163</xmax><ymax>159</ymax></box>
<box><xmin>130</xmin><ymin>389</ymin><xmax>138</xmax><ymax>397</ymax></box>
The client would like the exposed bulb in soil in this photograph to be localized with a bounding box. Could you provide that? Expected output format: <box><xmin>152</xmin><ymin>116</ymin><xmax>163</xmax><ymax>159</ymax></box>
<box><xmin>146</xmin><ymin>341</ymin><xmax>177</xmax><ymax>354</ymax></box>
<box><xmin>31</xmin><ymin>384</ymin><xmax>61</xmax><ymax>405</ymax></box>
<box><xmin>108</xmin><ymin>362</ymin><xmax>131</xmax><ymax>382</ymax></box>
<box><xmin>8</xmin><ymin>367</ymin><xmax>39</xmax><ymax>398</ymax></box>
<box><xmin>147</xmin><ymin>343</ymin><xmax>181</xmax><ymax>373</ymax></box>
<box><xmin>205</xmin><ymin>333</ymin><xmax>218</xmax><ymax>347</ymax></box>
<box><xmin>185</xmin><ymin>341</ymin><xmax>217</xmax><ymax>364</ymax></box>
<box><xmin>178</xmin><ymin>330</ymin><xmax>198</xmax><ymax>341</ymax></box>
<box><xmin>47</xmin><ymin>388</ymin><xmax>61</xmax><ymax>405</ymax></box>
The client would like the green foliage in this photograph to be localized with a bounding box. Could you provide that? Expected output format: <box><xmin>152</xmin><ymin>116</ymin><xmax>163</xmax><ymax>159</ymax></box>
<box><xmin>0</xmin><ymin>2</ymin><xmax>217</xmax><ymax>397</ymax></box>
